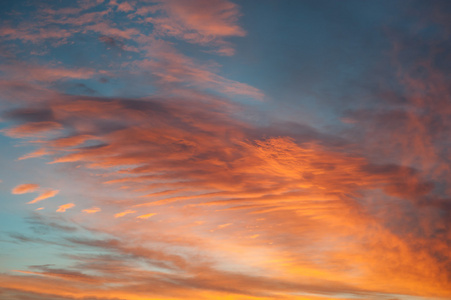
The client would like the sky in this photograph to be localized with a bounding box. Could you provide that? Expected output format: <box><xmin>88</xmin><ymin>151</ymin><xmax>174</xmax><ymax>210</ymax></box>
<box><xmin>0</xmin><ymin>0</ymin><xmax>450</xmax><ymax>299</ymax></box>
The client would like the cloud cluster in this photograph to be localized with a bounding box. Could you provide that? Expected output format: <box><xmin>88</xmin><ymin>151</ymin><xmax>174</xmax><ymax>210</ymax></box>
<box><xmin>11</xmin><ymin>184</ymin><xmax>60</xmax><ymax>205</ymax></box>
<box><xmin>3</xmin><ymin>86</ymin><xmax>450</xmax><ymax>298</ymax></box>
<box><xmin>1</xmin><ymin>0</ymin><xmax>450</xmax><ymax>300</ymax></box>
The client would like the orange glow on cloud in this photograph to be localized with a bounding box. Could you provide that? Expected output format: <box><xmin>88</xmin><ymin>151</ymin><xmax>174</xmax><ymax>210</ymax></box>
<box><xmin>11</xmin><ymin>183</ymin><xmax>39</xmax><ymax>194</ymax></box>
<box><xmin>56</xmin><ymin>203</ymin><xmax>75</xmax><ymax>212</ymax></box>
<box><xmin>1</xmin><ymin>1</ymin><xmax>450</xmax><ymax>300</ymax></box>
<box><xmin>136</xmin><ymin>213</ymin><xmax>157</xmax><ymax>219</ymax></box>
<box><xmin>82</xmin><ymin>207</ymin><xmax>101</xmax><ymax>214</ymax></box>
<box><xmin>18</xmin><ymin>148</ymin><xmax>52</xmax><ymax>160</ymax></box>
<box><xmin>114</xmin><ymin>209</ymin><xmax>137</xmax><ymax>218</ymax></box>
<box><xmin>27</xmin><ymin>189</ymin><xmax>59</xmax><ymax>204</ymax></box>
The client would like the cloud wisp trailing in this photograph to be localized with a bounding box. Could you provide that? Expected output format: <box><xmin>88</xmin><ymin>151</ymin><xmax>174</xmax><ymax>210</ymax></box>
<box><xmin>0</xmin><ymin>1</ymin><xmax>450</xmax><ymax>300</ymax></box>
<box><xmin>28</xmin><ymin>190</ymin><xmax>60</xmax><ymax>205</ymax></box>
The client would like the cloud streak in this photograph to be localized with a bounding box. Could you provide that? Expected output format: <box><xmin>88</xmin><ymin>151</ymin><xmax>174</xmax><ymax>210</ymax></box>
<box><xmin>28</xmin><ymin>190</ymin><xmax>60</xmax><ymax>204</ymax></box>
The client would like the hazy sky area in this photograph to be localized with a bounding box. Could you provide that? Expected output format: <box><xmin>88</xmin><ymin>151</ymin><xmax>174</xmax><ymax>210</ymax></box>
<box><xmin>0</xmin><ymin>0</ymin><xmax>450</xmax><ymax>299</ymax></box>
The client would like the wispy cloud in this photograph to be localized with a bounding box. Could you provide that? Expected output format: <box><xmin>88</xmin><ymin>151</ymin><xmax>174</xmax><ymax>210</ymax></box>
<box><xmin>136</xmin><ymin>212</ymin><xmax>156</xmax><ymax>219</ymax></box>
<box><xmin>142</xmin><ymin>0</ymin><xmax>246</xmax><ymax>55</ymax></box>
<box><xmin>82</xmin><ymin>207</ymin><xmax>101</xmax><ymax>214</ymax></box>
<box><xmin>12</xmin><ymin>184</ymin><xmax>40</xmax><ymax>194</ymax></box>
<box><xmin>114</xmin><ymin>209</ymin><xmax>136</xmax><ymax>218</ymax></box>
<box><xmin>28</xmin><ymin>190</ymin><xmax>60</xmax><ymax>204</ymax></box>
<box><xmin>2</xmin><ymin>122</ymin><xmax>62</xmax><ymax>138</ymax></box>
<box><xmin>56</xmin><ymin>203</ymin><xmax>75</xmax><ymax>212</ymax></box>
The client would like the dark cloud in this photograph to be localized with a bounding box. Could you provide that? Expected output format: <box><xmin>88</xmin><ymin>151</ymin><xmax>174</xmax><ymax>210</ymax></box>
<box><xmin>98</xmin><ymin>36</ymin><xmax>125</xmax><ymax>50</ymax></box>
<box><xmin>3</xmin><ymin>108</ymin><xmax>55</xmax><ymax>123</ymax></box>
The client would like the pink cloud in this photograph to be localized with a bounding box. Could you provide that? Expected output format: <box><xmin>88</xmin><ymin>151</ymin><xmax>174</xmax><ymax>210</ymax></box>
<box><xmin>85</xmin><ymin>23</ymin><xmax>139</xmax><ymax>40</ymax></box>
<box><xmin>151</xmin><ymin>0</ymin><xmax>245</xmax><ymax>46</ymax></box>
<box><xmin>2</xmin><ymin>122</ymin><xmax>62</xmax><ymax>138</ymax></box>
<box><xmin>136</xmin><ymin>51</ymin><xmax>264</xmax><ymax>99</ymax></box>
<box><xmin>117</xmin><ymin>2</ymin><xmax>134</xmax><ymax>12</ymax></box>
<box><xmin>1</xmin><ymin>63</ymin><xmax>99</xmax><ymax>83</ymax></box>
<box><xmin>0</xmin><ymin>27</ymin><xmax>72</xmax><ymax>43</ymax></box>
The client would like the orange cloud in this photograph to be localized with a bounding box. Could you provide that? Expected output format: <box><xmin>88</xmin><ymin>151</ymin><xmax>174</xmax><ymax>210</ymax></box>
<box><xmin>5</xmin><ymin>92</ymin><xmax>446</xmax><ymax>298</ymax></box>
<box><xmin>28</xmin><ymin>189</ymin><xmax>59</xmax><ymax>204</ymax></box>
<box><xmin>136</xmin><ymin>213</ymin><xmax>156</xmax><ymax>219</ymax></box>
<box><xmin>50</xmin><ymin>134</ymin><xmax>96</xmax><ymax>148</ymax></box>
<box><xmin>18</xmin><ymin>148</ymin><xmax>52</xmax><ymax>160</ymax></box>
<box><xmin>1</xmin><ymin>1</ymin><xmax>450</xmax><ymax>299</ymax></box>
<box><xmin>56</xmin><ymin>203</ymin><xmax>75</xmax><ymax>212</ymax></box>
<box><xmin>114</xmin><ymin>209</ymin><xmax>136</xmax><ymax>218</ymax></box>
<box><xmin>12</xmin><ymin>184</ymin><xmax>40</xmax><ymax>194</ymax></box>
<box><xmin>82</xmin><ymin>207</ymin><xmax>101</xmax><ymax>214</ymax></box>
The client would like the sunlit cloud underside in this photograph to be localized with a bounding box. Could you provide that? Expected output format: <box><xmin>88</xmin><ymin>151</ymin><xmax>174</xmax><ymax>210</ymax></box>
<box><xmin>0</xmin><ymin>0</ymin><xmax>450</xmax><ymax>299</ymax></box>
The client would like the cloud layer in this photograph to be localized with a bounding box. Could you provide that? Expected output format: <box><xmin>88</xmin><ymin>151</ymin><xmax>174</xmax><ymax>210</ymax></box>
<box><xmin>1</xmin><ymin>1</ymin><xmax>450</xmax><ymax>300</ymax></box>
